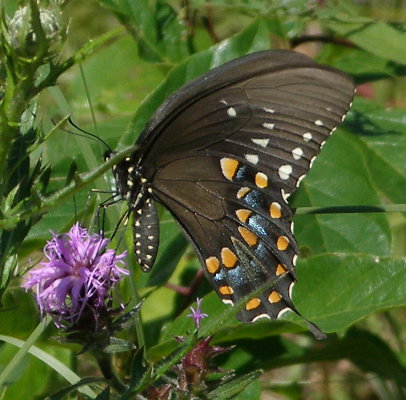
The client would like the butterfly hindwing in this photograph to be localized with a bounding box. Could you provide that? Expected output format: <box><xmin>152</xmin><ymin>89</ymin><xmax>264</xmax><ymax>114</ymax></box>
<box><xmin>152</xmin><ymin>160</ymin><xmax>297</xmax><ymax>322</ymax></box>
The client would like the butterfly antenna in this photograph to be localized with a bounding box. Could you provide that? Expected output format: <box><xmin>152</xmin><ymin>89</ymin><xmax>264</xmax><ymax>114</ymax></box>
<box><xmin>67</xmin><ymin>117</ymin><xmax>113</xmax><ymax>153</ymax></box>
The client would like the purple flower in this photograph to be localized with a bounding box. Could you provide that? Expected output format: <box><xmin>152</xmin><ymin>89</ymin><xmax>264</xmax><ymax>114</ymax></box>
<box><xmin>22</xmin><ymin>223</ymin><xmax>128</xmax><ymax>328</ymax></box>
<box><xmin>187</xmin><ymin>298</ymin><xmax>208</xmax><ymax>329</ymax></box>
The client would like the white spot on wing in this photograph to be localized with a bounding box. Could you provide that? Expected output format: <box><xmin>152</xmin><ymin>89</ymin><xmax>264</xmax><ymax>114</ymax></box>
<box><xmin>315</xmin><ymin>120</ymin><xmax>323</xmax><ymax>126</ymax></box>
<box><xmin>252</xmin><ymin>138</ymin><xmax>269</xmax><ymax>148</ymax></box>
<box><xmin>227</xmin><ymin>107</ymin><xmax>237</xmax><ymax>117</ymax></box>
<box><xmin>278</xmin><ymin>165</ymin><xmax>292</xmax><ymax>180</ymax></box>
<box><xmin>288</xmin><ymin>282</ymin><xmax>295</xmax><ymax>299</ymax></box>
<box><xmin>264</xmin><ymin>107</ymin><xmax>275</xmax><ymax>114</ymax></box>
<box><xmin>292</xmin><ymin>147</ymin><xmax>304</xmax><ymax>160</ymax></box>
<box><xmin>281</xmin><ymin>189</ymin><xmax>290</xmax><ymax>203</ymax></box>
<box><xmin>222</xmin><ymin>299</ymin><xmax>234</xmax><ymax>305</ymax></box>
<box><xmin>309</xmin><ymin>156</ymin><xmax>317</xmax><ymax>168</ymax></box>
<box><xmin>263</xmin><ymin>122</ymin><xmax>275</xmax><ymax>130</ymax></box>
<box><xmin>220</xmin><ymin>99</ymin><xmax>228</xmax><ymax>105</ymax></box>
<box><xmin>296</xmin><ymin>174</ymin><xmax>306</xmax><ymax>187</ymax></box>
<box><xmin>293</xmin><ymin>254</ymin><xmax>297</xmax><ymax>266</ymax></box>
<box><xmin>303</xmin><ymin>132</ymin><xmax>312</xmax><ymax>142</ymax></box>
<box><xmin>252</xmin><ymin>313</ymin><xmax>271</xmax><ymax>322</ymax></box>
<box><xmin>277</xmin><ymin>307</ymin><xmax>291</xmax><ymax>319</ymax></box>
<box><xmin>245</xmin><ymin>154</ymin><xmax>259</xmax><ymax>164</ymax></box>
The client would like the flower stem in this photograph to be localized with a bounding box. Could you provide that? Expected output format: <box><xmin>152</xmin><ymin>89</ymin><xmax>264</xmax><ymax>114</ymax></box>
<box><xmin>94</xmin><ymin>351</ymin><xmax>127</xmax><ymax>394</ymax></box>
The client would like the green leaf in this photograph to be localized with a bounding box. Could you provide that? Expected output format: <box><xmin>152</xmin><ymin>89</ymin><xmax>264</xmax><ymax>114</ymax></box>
<box><xmin>67</xmin><ymin>36</ymin><xmax>162</xmax><ymax>119</ymax></box>
<box><xmin>104</xmin><ymin>337</ymin><xmax>135</xmax><ymax>353</ymax></box>
<box><xmin>94</xmin><ymin>387</ymin><xmax>110</xmax><ymax>400</ymax></box>
<box><xmin>318</xmin><ymin>46</ymin><xmax>406</xmax><ymax>81</ymax></box>
<box><xmin>217</xmin><ymin>327</ymin><xmax>406</xmax><ymax>385</ymax></box>
<box><xmin>232</xmin><ymin>378</ymin><xmax>261</xmax><ymax>400</ymax></box>
<box><xmin>289</xmin><ymin>254</ymin><xmax>406</xmax><ymax>333</ymax></box>
<box><xmin>0</xmin><ymin>255</ymin><xmax>16</xmax><ymax>295</ymax></box>
<box><xmin>342</xmin><ymin>328</ymin><xmax>406</xmax><ymax>384</ymax></box>
<box><xmin>347</xmin><ymin>99</ymin><xmax>406</xmax><ymax>207</ymax></box>
<box><xmin>207</xmin><ymin>370</ymin><xmax>262</xmax><ymax>400</ymax></box>
<box><xmin>112</xmin><ymin>302</ymin><xmax>142</xmax><ymax>331</ymax></box>
<box><xmin>146</xmin><ymin>232</ymin><xmax>188</xmax><ymax>287</ymax></box>
<box><xmin>46</xmin><ymin>377</ymin><xmax>106</xmax><ymax>400</ymax></box>
<box><xmin>123</xmin><ymin>18</ymin><xmax>271</xmax><ymax>146</ymax></box>
<box><xmin>100</xmin><ymin>0</ymin><xmax>191</xmax><ymax>63</ymax></box>
<box><xmin>327</xmin><ymin>20</ymin><xmax>406</xmax><ymax>66</ymax></box>
<box><xmin>293</xmin><ymin>129</ymin><xmax>391</xmax><ymax>256</ymax></box>
<box><xmin>0</xmin><ymin>334</ymin><xmax>96</xmax><ymax>399</ymax></box>
<box><xmin>128</xmin><ymin>348</ymin><xmax>148</xmax><ymax>390</ymax></box>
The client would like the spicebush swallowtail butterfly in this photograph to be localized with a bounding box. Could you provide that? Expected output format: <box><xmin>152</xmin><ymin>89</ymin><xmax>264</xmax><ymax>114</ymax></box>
<box><xmin>111</xmin><ymin>49</ymin><xmax>355</xmax><ymax>337</ymax></box>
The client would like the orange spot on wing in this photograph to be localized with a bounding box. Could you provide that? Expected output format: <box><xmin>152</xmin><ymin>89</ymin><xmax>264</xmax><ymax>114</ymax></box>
<box><xmin>236</xmin><ymin>209</ymin><xmax>252</xmax><ymax>223</ymax></box>
<box><xmin>237</xmin><ymin>187</ymin><xmax>251</xmax><ymax>199</ymax></box>
<box><xmin>205</xmin><ymin>257</ymin><xmax>220</xmax><ymax>274</ymax></box>
<box><xmin>246</xmin><ymin>297</ymin><xmax>261</xmax><ymax>310</ymax></box>
<box><xmin>270</xmin><ymin>202</ymin><xmax>282</xmax><ymax>218</ymax></box>
<box><xmin>268</xmin><ymin>291</ymin><xmax>282</xmax><ymax>303</ymax></box>
<box><xmin>220</xmin><ymin>158</ymin><xmax>239</xmax><ymax>181</ymax></box>
<box><xmin>238</xmin><ymin>227</ymin><xmax>258</xmax><ymax>246</ymax></box>
<box><xmin>221</xmin><ymin>247</ymin><xmax>238</xmax><ymax>268</ymax></box>
<box><xmin>277</xmin><ymin>236</ymin><xmax>289</xmax><ymax>251</ymax></box>
<box><xmin>276</xmin><ymin>264</ymin><xmax>287</xmax><ymax>276</ymax></box>
<box><xmin>219</xmin><ymin>286</ymin><xmax>234</xmax><ymax>295</ymax></box>
<box><xmin>255</xmin><ymin>172</ymin><xmax>268</xmax><ymax>188</ymax></box>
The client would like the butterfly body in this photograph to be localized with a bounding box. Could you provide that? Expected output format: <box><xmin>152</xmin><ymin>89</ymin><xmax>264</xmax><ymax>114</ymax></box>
<box><xmin>113</xmin><ymin>50</ymin><xmax>355</xmax><ymax>333</ymax></box>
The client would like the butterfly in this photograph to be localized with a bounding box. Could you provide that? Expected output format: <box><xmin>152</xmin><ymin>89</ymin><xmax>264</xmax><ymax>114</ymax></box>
<box><xmin>112</xmin><ymin>49</ymin><xmax>355</xmax><ymax>337</ymax></box>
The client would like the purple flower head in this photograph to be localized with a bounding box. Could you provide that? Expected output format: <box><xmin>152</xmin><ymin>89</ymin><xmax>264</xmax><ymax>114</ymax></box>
<box><xmin>22</xmin><ymin>223</ymin><xmax>128</xmax><ymax>328</ymax></box>
<box><xmin>186</xmin><ymin>298</ymin><xmax>208</xmax><ymax>329</ymax></box>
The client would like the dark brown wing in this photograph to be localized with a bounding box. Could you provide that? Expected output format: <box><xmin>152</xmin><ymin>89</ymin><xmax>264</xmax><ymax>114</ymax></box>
<box><xmin>133</xmin><ymin>50</ymin><xmax>354</xmax><ymax>330</ymax></box>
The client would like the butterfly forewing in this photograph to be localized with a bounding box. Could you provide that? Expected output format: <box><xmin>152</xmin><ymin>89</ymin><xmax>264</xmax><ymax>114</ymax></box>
<box><xmin>117</xmin><ymin>50</ymin><xmax>355</xmax><ymax>333</ymax></box>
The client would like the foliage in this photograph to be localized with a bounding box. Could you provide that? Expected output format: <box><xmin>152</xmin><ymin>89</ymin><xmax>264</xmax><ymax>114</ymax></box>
<box><xmin>0</xmin><ymin>0</ymin><xmax>405</xmax><ymax>399</ymax></box>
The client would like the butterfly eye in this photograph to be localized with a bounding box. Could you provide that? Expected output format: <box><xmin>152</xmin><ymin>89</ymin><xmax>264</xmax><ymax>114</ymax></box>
<box><xmin>116</xmin><ymin>49</ymin><xmax>355</xmax><ymax>337</ymax></box>
<box><xmin>104</xmin><ymin>150</ymin><xmax>113</xmax><ymax>161</ymax></box>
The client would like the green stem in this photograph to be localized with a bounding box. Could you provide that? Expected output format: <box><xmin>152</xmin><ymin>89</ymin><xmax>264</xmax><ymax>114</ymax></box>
<box><xmin>295</xmin><ymin>204</ymin><xmax>406</xmax><ymax>215</ymax></box>
<box><xmin>0</xmin><ymin>316</ymin><xmax>51</xmax><ymax>389</ymax></box>
<box><xmin>0</xmin><ymin>145</ymin><xmax>137</xmax><ymax>230</ymax></box>
<box><xmin>129</xmin><ymin>271</ymin><xmax>146</xmax><ymax>358</ymax></box>
<box><xmin>33</xmin><ymin>28</ymin><xmax>123</xmax><ymax>96</ymax></box>
<box><xmin>94</xmin><ymin>350</ymin><xmax>127</xmax><ymax>394</ymax></box>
